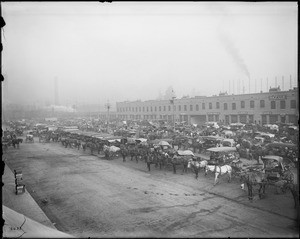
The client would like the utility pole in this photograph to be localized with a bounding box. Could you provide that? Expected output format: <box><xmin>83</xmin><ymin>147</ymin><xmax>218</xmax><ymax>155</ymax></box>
<box><xmin>170</xmin><ymin>96</ymin><xmax>176</xmax><ymax>132</ymax></box>
<box><xmin>105</xmin><ymin>100</ymin><xmax>111</xmax><ymax>133</ymax></box>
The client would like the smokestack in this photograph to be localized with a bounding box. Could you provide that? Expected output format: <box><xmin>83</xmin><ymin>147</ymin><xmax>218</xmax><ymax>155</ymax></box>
<box><xmin>261</xmin><ymin>78</ymin><xmax>262</xmax><ymax>92</ymax></box>
<box><xmin>233</xmin><ymin>80</ymin><xmax>235</xmax><ymax>94</ymax></box>
<box><xmin>290</xmin><ymin>75</ymin><xmax>292</xmax><ymax>89</ymax></box>
<box><xmin>282</xmin><ymin>76</ymin><xmax>284</xmax><ymax>91</ymax></box>
<box><xmin>255</xmin><ymin>78</ymin><xmax>256</xmax><ymax>93</ymax></box>
<box><xmin>54</xmin><ymin>77</ymin><xmax>59</xmax><ymax>105</ymax></box>
<box><xmin>229</xmin><ymin>80</ymin><xmax>231</xmax><ymax>94</ymax></box>
<box><xmin>275</xmin><ymin>76</ymin><xmax>277</xmax><ymax>88</ymax></box>
<box><xmin>267</xmin><ymin>77</ymin><xmax>269</xmax><ymax>91</ymax></box>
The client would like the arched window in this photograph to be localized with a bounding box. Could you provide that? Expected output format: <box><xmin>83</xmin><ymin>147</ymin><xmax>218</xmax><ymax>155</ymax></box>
<box><xmin>224</xmin><ymin>103</ymin><xmax>228</xmax><ymax>110</ymax></box>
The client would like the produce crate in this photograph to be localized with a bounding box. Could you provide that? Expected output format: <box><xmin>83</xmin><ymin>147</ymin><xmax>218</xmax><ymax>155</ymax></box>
<box><xmin>14</xmin><ymin>169</ymin><xmax>23</xmax><ymax>180</ymax></box>
<box><xmin>15</xmin><ymin>183</ymin><xmax>25</xmax><ymax>195</ymax></box>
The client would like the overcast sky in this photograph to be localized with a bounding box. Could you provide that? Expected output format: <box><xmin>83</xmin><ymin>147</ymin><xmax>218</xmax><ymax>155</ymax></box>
<box><xmin>2</xmin><ymin>2</ymin><xmax>298</xmax><ymax>109</ymax></box>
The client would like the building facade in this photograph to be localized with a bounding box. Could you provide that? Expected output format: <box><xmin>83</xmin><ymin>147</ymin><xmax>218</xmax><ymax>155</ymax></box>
<box><xmin>116</xmin><ymin>88</ymin><xmax>299</xmax><ymax>125</ymax></box>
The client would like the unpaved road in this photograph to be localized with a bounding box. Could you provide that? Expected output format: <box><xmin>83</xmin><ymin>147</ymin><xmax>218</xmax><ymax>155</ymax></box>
<box><xmin>3</xmin><ymin>138</ymin><xmax>299</xmax><ymax>238</ymax></box>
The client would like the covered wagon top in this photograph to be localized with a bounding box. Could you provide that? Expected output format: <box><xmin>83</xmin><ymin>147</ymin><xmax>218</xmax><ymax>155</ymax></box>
<box><xmin>265</xmin><ymin>142</ymin><xmax>297</xmax><ymax>149</ymax></box>
<box><xmin>202</xmin><ymin>136</ymin><xmax>224</xmax><ymax>141</ymax></box>
<box><xmin>261</xmin><ymin>155</ymin><xmax>283</xmax><ymax>162</ymax></box>
<box><xmin>207</xmin><ymin>147</ymin><xmax>237</xmax><ymax>152</ymax></box>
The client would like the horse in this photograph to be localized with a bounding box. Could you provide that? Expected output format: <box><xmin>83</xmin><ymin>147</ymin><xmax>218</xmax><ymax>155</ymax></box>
<box><xmin>205</xmin><ymin>164</ymin><xmax>233</xmax><ymax>186</ymax></box>
<box><xmin>240</xmin><ymin>170</ymin><xmax>267</xmax><ymax>201</ymax></box>
<box><xmin>11</xmin><ymin>138</ymin><xmax>23</xmax><ymax>148</ymax></box>
<box><xmin>171</xmin><ymin>155</ymin><xmax>190</xmax><ymax>174</ymax></box>
<box><xmin>81</xmin><ymin>141</ymin><xmax>88</xmax><ymax>152</ymax></box>
<box><xmin>188</xmin><ymin>159</ymin><xmax>208</xmax><ymax>179</ymax></box>
<box><xmin>145</xmin><ymin>153</ymin><xmax>159</xmax><ymax>171</ymax></box>
<box><xmin>87</xmin><ymin>142</ymin><xmax>97</xmax><ymax>155</ymax></box>
<box><xmin>283</xmin><ymin>182</ymin><xmax>299</xmax><ymax>209</ymax></box>
<box><xmin>129</xmin><ymin>147</ymin><xmax>138</xmax><ymax>163</ymax></box>
<box><xmin>120</xmin><ymin>148</ymin><xmax>128</xmax><ymax>162</ymax></box>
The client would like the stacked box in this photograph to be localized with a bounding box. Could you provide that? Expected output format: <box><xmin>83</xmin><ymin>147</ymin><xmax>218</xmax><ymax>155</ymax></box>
<box><xmin>14</xmin><ymin>169</ymin><xmax>25</xmax><ymax>195</ymax></box>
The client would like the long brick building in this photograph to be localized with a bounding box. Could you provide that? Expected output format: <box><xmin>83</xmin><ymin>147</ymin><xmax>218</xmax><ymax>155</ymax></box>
<box><xmin>116</xmin><ymin>87</ymin><xmax>299</xmax><ymax>126</ymax></box>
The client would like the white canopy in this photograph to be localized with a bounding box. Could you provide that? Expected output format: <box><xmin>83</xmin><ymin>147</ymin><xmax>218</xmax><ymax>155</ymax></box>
<box><xmin>158</xmin><ymin>141</ymin><xmax>171</xmax><ymax>146</ymax></box>
<box><xmin>177</xmin><ymin>150</ymin><xmax>195</xmax><ymax>156</ymax></box>
<box><xmin>109</xmin><ymin>146</ymin><xmax>121</xmax><ymax>152</ymax></box>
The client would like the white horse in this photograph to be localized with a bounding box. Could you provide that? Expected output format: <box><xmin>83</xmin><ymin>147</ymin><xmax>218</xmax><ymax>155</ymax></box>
<box><xmin>205</xmin><ymin>164</ymin><xmax>232</xmax><ymax>186</ymax></box>
<box><xmin>187</xmin><ymin>160</ymin><xmax>208</xmax><ymax>179</ymax></box>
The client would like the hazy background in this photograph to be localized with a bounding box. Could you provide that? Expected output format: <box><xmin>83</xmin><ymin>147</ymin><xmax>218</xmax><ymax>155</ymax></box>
<box><xmin>1</xmin><ymin>2</ymin><xmax>298</xmax><ymax>109</ymax></box>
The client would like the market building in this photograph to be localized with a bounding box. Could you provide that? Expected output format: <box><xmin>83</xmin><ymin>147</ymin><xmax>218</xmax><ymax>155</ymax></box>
<box><xmin>116</xmin><ymin>87</ymin><xmax>299</xmax><ymax>126</ymax></box>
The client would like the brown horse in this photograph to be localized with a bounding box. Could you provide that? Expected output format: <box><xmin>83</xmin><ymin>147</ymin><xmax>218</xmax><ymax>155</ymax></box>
<box><xmin>240</xmin><ymin>170</ymin><xmax>268</xmax><ymax>201</ymax></box>
<box><xmin>171</xmin><ymin>155</ymin><xmax>190</xmax><ymax>174</ymax></box>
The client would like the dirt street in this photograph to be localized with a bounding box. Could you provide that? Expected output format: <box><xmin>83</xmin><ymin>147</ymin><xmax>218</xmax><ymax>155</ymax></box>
<box><xmin>3</xmin><ymin>138</ymin><xmax>299</xmax><ymax>238</ymax></box>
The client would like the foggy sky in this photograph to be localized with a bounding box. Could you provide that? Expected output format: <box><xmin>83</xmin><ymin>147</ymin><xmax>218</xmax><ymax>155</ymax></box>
<box><xmin>2</xmin><ymin>2</ymin><xmax>298</xmax><ymax>109</ymax></box>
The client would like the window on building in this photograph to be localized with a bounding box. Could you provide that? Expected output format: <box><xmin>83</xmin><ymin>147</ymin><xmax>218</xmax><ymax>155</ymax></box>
<box><xmin>250</xmin><ymin>100</ymin><xmax>255</xmax><ymax>108</ymax></box>
<box><xmin>224</xmin><ymin>103</ymin><xmax>228</xmax><ymax>110</ymax></box>
<box><xmin>190</xmin><ymin>105</ymin><xmax>193</xmax><ymax>111</ymax></box>
<box><xmin>184</xmin><ymin>105</ymin><xmax>187</xmax><ymax>111</ymax></box>
<box><xmin>232</xmin><ymin>103</ymin><xmax>236</xmax><ymax>110</ymax></box>
<box><xmin>271</xmin><ymin>101</ymin><xmax>276</xmax><ymax>109</ymax></box>
<box><xmin>136</xmin><ymin>107</ymin><xmax>138</xmax><ymax>112</ymax></box>
<box><xmin>147</xmin><ymin>107</ymin><xmax>149</xmax><ymax>112</ymax></box>
<box><xmin>269</xmin><ymin>115</ymin><xmax>278</xmax><ymax>124</ymax></box>
<box><xmin>168</xmin><ymin>105</ymin><xmax>171</xmax><ymax>111</ymax></box>
<box><xmin>143</xmin><ymin>107</ymin><xmax>145</xmax><ymax>112</ymax></box>
<box><xmin>202</xmin><ymin>103</ymin><xmax>205</xmax><ymax>109</ymax></box>
<box><xmin>280</xmin><ymin>100</ymin><xmax>286</xmax><ymax>109</ymax></box>
<box><xmin>241</xmin><ymin>101</ymin><xmax>245</xmax><ymax>108</ymax></box>
<box><xmin>159</xmin><ymin>106</ymin><xmax>161</xmax><ymax>111</ymax></box>
<box><xmin>216</xmin><ymin>102</ymin><xmax>220</xmax><ymax>109</ymax></box>
<box><xmin>178</xmin><ymin>105</ymin><xmax>181</xmax><ymax>111</ymax></box>
<box><xmin>164</xmin><ymin>106</ymin><xmax>166</xmax><ymax>111</ymax></box>
<box><xmin>209</xmin><ymin>103</ymin><xmax>212</xmax><ymax>109</ymax></box>
<box><xmin>151</xmin><ymin>107</ymin><xmax>153</xmax><ymax>112</ymax></box>
<box><xmin>260</xmin><ymin>100</ymin><xmax>265</xmax><ymax>108</ymax></box>
<box><xmin>196</xmin><ymin>104</ymin><xmax>199</xmax><ymax>111</ymax></box>
<box><xmin>155</xmin><ymin>106</ymin><xmax>157</xmax><ymax>111</ymax></box>
<box><xmin>291</xmin><ymin>100</ymin><xmax>296</xmax><ymax>109</ymax></box>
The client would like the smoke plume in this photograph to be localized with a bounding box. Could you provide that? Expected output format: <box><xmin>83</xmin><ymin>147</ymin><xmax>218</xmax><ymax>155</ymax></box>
<box><xmin>218</xmin><ymin>29</ymin><xmax>250</xmax><ymax>79</ymax></box>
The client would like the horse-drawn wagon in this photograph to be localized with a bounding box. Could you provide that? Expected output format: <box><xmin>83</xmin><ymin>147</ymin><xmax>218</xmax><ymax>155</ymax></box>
<box><xmin>204</xmin><ymin>147</ymin><xmax>240</xmax><ymax>185</ymax></box>
<box><xmin>261</xmin><ymin>155</ymin><xmax>285</xmax><ymax>186</ymax></box>
<box><xmin>25</xmin><ymin>134</ymin><xmax>34</xmax><ymax>143</ymax></box>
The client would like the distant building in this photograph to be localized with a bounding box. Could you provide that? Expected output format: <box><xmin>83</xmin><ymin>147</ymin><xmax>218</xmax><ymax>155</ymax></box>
<box><xmin>116</xmin><ymin>88</ymin><xmax>299</xmax><ymax>125</ymax></box>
